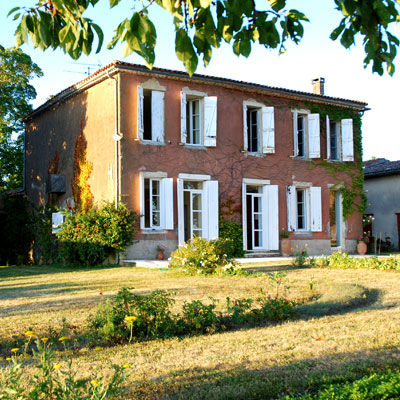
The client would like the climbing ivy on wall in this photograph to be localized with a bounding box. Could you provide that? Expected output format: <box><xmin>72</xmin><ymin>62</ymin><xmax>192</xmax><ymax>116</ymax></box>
<box><xmin>47</xmin><ymin>150</ymin><xmax>60</xmax><ymax>208</ymax></box>
<box><xmin>305</xmin><ymin>102</ymin><xmax>365</xmax><ymax>220</ymax></box>
<box><xmin>72</xmin><ymin>120</ymin><xmax>93</xmax><ymax>212</ymax></box>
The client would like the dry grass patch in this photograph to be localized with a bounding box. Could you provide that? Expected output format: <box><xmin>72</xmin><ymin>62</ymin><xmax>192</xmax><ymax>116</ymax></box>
<box><xmin>1</xmin><ymin>263</ymin><xmax>400</xmax><ymax>398</ymax></box>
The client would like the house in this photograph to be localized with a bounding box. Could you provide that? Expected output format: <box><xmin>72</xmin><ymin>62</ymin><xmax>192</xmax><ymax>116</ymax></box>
<box><xmin>364</xmin><ymin>158</ymin><xmax>400</xmax><ymax>251</ymax></box>
<box><xmin>24</xmin><ymin>61</ymin><xmax>367</xmax><ymax>259</ymax></box>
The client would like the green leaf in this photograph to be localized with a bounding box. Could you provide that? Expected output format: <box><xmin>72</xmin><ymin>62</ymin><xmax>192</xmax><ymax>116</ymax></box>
<box><xmin>91</xmin><ymin>23</ymin><xmax>103</xmax><ymax>53</ymax></box>
<box><xmin>340</xmin><ymin>27</ymin><xmax>355</xmax><ymax>48</ymax></box>
<box><xmin>268</xmin><ymin>0</ymin><xmax>286</xmax><ymax>12</ymax></box>
<box><xmin>7</xmin><ymin>7</ymin><xmax>20</xmax><ymax>17</ymax></box>
<box><xmin>59</xmin><ymin>25</ymin><xmax>71</xmax><ymax>44</ymax></box>
<box><xmin>330</xmin><ymin>20</ymin><xmax>346</xmax><ymax>40</ymax></box>
<box><xmin>109</xmin><ymin>0</ymin><xmax>122</xmax><ymax>8</ymax></box>
<box><xmin>175</xmin><ymin>28</ymin><xmax>198</xmax><ymax>76</ymax></box>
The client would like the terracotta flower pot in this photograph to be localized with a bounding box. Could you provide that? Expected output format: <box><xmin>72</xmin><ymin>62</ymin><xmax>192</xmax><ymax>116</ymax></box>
<box><xmin>357</xmin><ymin>241</ymin><xmax>367</xmax><ymax>255</ymax></box>
<box><xmin>157</xmin><ymin>251</ymin><xmax>165</xmax><ymax>260</ymax></box>
<box><xmin>281</xmin><ymin>238</ymin><xmax>291</xmax><ymax>257</ymax></box>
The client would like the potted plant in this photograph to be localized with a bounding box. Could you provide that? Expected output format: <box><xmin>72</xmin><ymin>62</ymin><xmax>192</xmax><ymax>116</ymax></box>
<box><xmin>280</xmin><ymin>228</ymin><xmax>291</xmax><ymax>257</ymax></box>
<box><xmin>156</xmin><ymin>244</ymin><xmax>166</xmax><ymax>260</ymax></box>
<box><xmin>357</xmin><ymin>234</ymin><xmax>369</xmax><ymax>255</ymax></box>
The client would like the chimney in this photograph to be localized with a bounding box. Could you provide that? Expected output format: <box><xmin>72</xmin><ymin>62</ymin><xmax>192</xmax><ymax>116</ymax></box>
<box><xmin>312</xmin><ymin>77</ymin><xmax>325</xmax><ymax>95</ymax></box>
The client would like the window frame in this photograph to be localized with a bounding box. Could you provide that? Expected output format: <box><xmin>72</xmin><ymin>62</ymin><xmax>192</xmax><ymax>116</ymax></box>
<box><xmin>292</xmin><ymin>110</ymin><xmax>320</xmax><ymax>159</ymax></box>
<box><xmin>296</xmin><ymin>188</ymin><xmax>308</xmax><ymax>231</ymax></box>
<box><xmin>186</xmin><ymin>96</ymin><xmax>203</xmax><ymax>146</ymax></box>
<box><xmin>143</xmin><ymin>177</ymin><xmax>162</xmax><ymax>229</ymax></box>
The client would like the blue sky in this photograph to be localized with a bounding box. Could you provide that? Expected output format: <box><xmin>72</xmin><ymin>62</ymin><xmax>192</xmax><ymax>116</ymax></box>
<box><xmin>1</xmin><ymin>0</ymin><xmax>399</xmax><ymax>161</ymax></box>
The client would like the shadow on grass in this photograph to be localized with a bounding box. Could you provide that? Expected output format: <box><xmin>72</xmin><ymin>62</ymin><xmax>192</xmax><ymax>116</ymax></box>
<box><xmin>0</xmin><ymin>264</ymin><xmax>125</xmax><ymax>279</ymax></box>
<box><xmin>244</xmin><ymin>264</ymin><xmax>312</xmax><ymax>274</ymax></box>
<box><xmin>130</xmin><ymin>346</ymin><xmax>400</xmax><ymax>400</ymax></box>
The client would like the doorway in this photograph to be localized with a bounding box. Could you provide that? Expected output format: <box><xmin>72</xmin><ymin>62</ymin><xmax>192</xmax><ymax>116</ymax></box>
<box><xmin>329</xmin><ymin>190</ymin><xmax>342</xmax><ymax>247</ymax></box>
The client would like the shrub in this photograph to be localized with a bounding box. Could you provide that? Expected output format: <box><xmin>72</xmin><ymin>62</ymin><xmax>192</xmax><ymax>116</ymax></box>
<box><xmin>33</xmin><ymin>206</ymin><xmax>58</xmax><ymax>264</ymax></box>
<box><xmin>57</xmin><ymin>202</ymin><xmax>138</xmax><ymax>266</ymax></box>
<box><xmin>177</xmin><ymin>299</ymin><xmax>220</xmax><ymax>334</ymax></box>
<box><xmin>169</xmin><ymin>236</ymin><xmax>240</xmax><ymax>275</ymax></box>
<box><xmin>0</xmin><ymin>196</ymin><xmax>36</xmax><ymax>265</ymax></box>
<box><xmin>218</xmin><ymin>219</ymin><xmax>244</xmax><ymax>257</ymax></box>
<box><xmin>225</xmin><ymin>297</ymin><xmax>254</xmax><ymax>325</ymax></box>
<box><xmin>311</xmin><ymin>251</ymin><xmax>400</xmax><ymax>271</ymax></box>
<box><xmin>0</xmin><ymin>339</ymin><xmax>128</xmax><ymax>399</ymax></box>
<box><xmin>88</xmin><ymin>288</ymin><xmax>176</xmax><ymax>342</ymax></box>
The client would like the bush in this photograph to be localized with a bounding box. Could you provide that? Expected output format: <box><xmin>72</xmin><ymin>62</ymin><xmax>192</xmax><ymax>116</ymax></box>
<box><xmin>89</xmin><ymin>288</ymin><xmax>176</xmax><ymax>342</ymax></box>
<box><xmin>311</xmin><ymin>251</ymin><xmax>400</xmax><ymax>271</ymax></box>
<box><xmin>169</xmin><ymin>237</ymin><xmax>240</xmax><ymax>275</ymax></box>
<box><xmin>177</xmin><ymin>299</ymin><xmax>220</xmax><ymax>334</ymax></box>
<box><xmin>0</xmin><ymin>196</ymin><xmax>36</xmax><ymax>265</ymax></box>
<box><xmin>1</xmin><ymin>339</ymin><xmax>128</xmax><ymax>399</ymax></box>
<box><xmin>57</xmin><ymin>202</ymin><xmax>138</xmax><ymax>266</ymax></box>
<box><xmin>218</xmin><ymin>219</ymin><xmax>244</xmax><ymax>257</ymax></box>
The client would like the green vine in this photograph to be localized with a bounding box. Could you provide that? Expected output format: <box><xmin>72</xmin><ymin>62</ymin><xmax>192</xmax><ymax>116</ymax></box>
<box><xmin>304</xmin><ymin>102</ymin><xmax>365</xmax><ymax>220</ymax></box>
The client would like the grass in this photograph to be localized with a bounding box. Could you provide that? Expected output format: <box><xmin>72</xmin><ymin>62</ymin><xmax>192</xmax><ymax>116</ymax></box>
<box><xmin>1</xmin><ymin>263</ymin><xmax>400</xmax><ymax>399</ymax></box>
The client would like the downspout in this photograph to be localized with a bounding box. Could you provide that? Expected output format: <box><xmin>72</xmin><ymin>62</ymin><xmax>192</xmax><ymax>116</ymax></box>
<box><xmin>107</xmin><ymin>69</ymin><xmax>122</xmax><ymax>264</ymax></box>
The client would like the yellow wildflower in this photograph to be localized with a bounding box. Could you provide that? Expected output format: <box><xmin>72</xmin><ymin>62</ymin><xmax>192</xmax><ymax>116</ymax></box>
<box><xmin>58</xmin><ymin>336</ymin><xmax>69</xmax><ymax>342</ymax></box>
<box><xmin>94</xmin><ymin>346</ymin><xmax>102</xmax><ymax>351</ymax></box>
<box><xmin>41</xmin><ymin>337</ymin><xmax>49</xmax><ymax>343</ymax></box>
<box><xmin>122</xmin><ymin>364</ymin><xmax>130</xmax><ymax>369</ymax></box>
<box><xmin>90</xmin><ymin>379</ymin><xmax>99</xmax><ymax>386</ymax></box>
<box><xmin>54</xmin><ymin>364</ymin><xmax>62</xmax><ymax>370</ymax></box>
<box><xmin>25</xmin><ymin>330</ymin><xmax>37</xmax><ymax>337</ymax></box>
<box><xmin>11</xmin><ymin>348</ymin><xmax>20</xmax><ymax>353</ymax></box>
<box><xmin>6</xmin><ymin>357</ymin><xmax>11</xmax><ymax>361</ymax></box>
<box><xmin>124</xmin><ymin>316</ymin><xmax>137</xmax><ymax>322</ymax></box>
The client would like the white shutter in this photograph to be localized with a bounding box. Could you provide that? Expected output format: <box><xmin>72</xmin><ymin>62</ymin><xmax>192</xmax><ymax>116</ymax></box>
<box><xmin>310</xmin><ymin>186</ymin><xmax>322</xmax><ymax>232</ymax></box>
<box><xmin>205</xmin><ymin>180</ymin><xmax>219</xmax><ymax>239</ymax></box>
<box><xmin>180</xmin><ymin>92</ymin><xmax>187</xmax><ymax>144</ymax></box>
<box><xmin>161</xmin><ymin>178</ymin><xmax>173</xmax><ymax>230</ymax></box>
<box><xmin>287</xmin><ymin>185</ymin><xmax>297</xmax><ymax>231</ymax></box>
<box><xmin>242</xmin><ymin>181</ymin><xmax>247</xmax><ymax>250</ymax></box>
<box><xmin>326</xmin><ymin>115</ymin><xmax>331</xmax><ymax>160</ymax></box>
<box><xmin>262</xmin><ymin>106</ymin><xmax>275</xmax><ymax>154</ymax></box>
<box><xmin>137</xmin><ymin>86</ymin><xmax>144</xmax><ymax>140</ymax></box>
<box><xmin>293</xmin><ymin>110</ymin><xmax>298</xmax><ymax>156</ymax></box>
<box><xmin>264</xmin><ymin>185</ymin><xmax>279</xmax><ymax>250</ymax></box>
<box><xmin>308</xmin><ymin>113</ymin><xmax>320</xmax><ymax>158</ymax></box>
<box><xmin>177</xmin><ymin>178</ymin><xmax>184</xmax><ymax>244</ymax></box>
<box><xmin>341</xmin><ymin>118</ymin><xmax>354</xmax><ymax>161</ymax></box>
<box><xmin>151</xmin><ymin>91</ymin><xmax>164</xmax><ymax>143</ymax></box>
<box><xmin>204</xmin><ymin>96</ymin><xmax>217</xmax><ymax>147</ymax></box>
<box><xmin>243</xmin><ymin>103</ymin><xmax>248</xmax><ymax>151</ymax></box>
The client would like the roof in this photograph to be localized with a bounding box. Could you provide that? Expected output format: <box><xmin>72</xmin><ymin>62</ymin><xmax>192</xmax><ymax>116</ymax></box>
<box><xmin>364</xmin><ymin>158</ymin><xmax>400</xmax><ymax>178</ymax></box>
<box><xmin>25</xmin><ymin>60</ymin><xmax>368</xmax><ymax>120</ymax></box>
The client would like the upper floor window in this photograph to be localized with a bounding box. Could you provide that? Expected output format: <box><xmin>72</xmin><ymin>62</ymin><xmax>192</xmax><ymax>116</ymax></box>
<box><xmin>181</xmin><ymin>91</ymin><xmax>217</xmax><ymax>147</ymax></box>
<box><xmin>243</xmin><ymin>101</ymin><xmax>275</xmax><ymax>154</ymax></box>
<box><xmin>292</xmin><ymin>110</ymin><xmax>320</xmax><ymax>159</ymax></box>
<box><xmin>137</xmin><ymin>86</ymin><xmax>165</xmax><ymax>143</ymax></box>
<box><xmin>326</xmin><ymin>116</ymin><xmax>354</xmax><ymax>162</ymax></box>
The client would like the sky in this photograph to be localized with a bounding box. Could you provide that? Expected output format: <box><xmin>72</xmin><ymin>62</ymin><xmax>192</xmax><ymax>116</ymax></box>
<box><xmin>1</xmin><ymin>0</ymin><xmax>399</xmax><ymax>161</ymax></box>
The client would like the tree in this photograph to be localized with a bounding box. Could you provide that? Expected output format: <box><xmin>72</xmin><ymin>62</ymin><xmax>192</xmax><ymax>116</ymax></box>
<box><xmin>7</xmin><ymin>0</ymin><xmax>400</xmax><ymax>76</ymax></box>
<box><xmin>0</xmin><ymin>45</ymin><xmax>43</xmax><ymax>192</ymax></box>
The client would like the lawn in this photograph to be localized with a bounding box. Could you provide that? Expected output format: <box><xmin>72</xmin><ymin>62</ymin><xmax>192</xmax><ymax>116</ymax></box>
<box><xmin>1</xmin><ymin>262</ymin><xmax>400</xmax><ymax>399</ymax></box>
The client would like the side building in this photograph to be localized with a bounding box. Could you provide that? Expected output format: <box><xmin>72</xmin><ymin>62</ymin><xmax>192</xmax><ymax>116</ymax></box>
<box><xmin>24</xmin><ymin>62</ymin><xmax>367</xmax><ymax>259</ymax></box>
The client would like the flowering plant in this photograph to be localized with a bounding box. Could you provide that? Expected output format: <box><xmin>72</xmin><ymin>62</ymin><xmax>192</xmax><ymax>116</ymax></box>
<box><xmin>362</xmin><ymin>215</ymin><xmax>375</xmax><ymax>227</ymax></box>
<box><xmin>358</xmin><ymin>235</ymin><xmax>370</xmax><ymax>243</ymax></box>
<box><xmin>280</xmin><ymin>228</ymin><xmax>290</xmax><ymax>238</ymax></box>
<box><xmin>157</xmin><ymin>244</ymin><xmax>166</xmax><ymax>252</ymax></box>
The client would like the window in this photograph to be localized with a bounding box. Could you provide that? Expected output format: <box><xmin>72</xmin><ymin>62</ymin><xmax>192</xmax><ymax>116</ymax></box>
<box><xmin>293</xmin><ymin>111</ymin><xmax>320</xmax><ymax>159</ymax></box>
<box><xmin>177</xmin><ymin>174</ymin><xmax>219</xmax><ymax>244</ymax></box>
<box><xmin>144</xmin><ymin>178</ymin><xmax>161</xmax><ymax>228</ymax></box>
<box><xmin>287</xmin><ymin>185</ymin><xmax>322</xmax><ymax>232</ymax></box>
<box><xmin>241</xmin><ymin>179</ymin><xmax>279</xmax><ymax>251</ymax></box>
<box><xmin>329</xmin><ymin>120</ymin><xmax>339</xmax><ymax>160</ymax></box>
<box><xmin>326</xmin><ymin>116</ymin><xmax>354</xmax><ymax>161</ymax></box>
<box><xmin>243</xmin><ymin>102</ymin><xmax>275</xmax><ymax>154</ymax></box>
<box><xmin>181</xmin><ymin>92</ymin><xmax>217</xmax><ymax>147</ymax></box>
<box><xmin>137</xmin><ymin>86</ymin><xmax>164</xmax><ymax>142</ymax></box>
<box><xmin>186</xmin><ymin>98</ymin><xmax>202</xmax><ymax>145</ymax></box>
<box><xmin>140</xmin><ymin>173</ymin><xmax>173</xmax><ymax>230</ymax></box>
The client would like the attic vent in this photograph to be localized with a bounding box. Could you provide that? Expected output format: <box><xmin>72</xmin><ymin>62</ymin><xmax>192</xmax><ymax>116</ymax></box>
<box><xmin>49</xmin><ymin>174</ymin><xmax>66</xmax><ymax>193</ymax></box>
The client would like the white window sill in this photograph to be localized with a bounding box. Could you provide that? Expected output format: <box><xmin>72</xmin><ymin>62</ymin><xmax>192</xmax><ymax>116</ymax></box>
<box><xmin>183</xmin><ymin>144</ymin><xmax>207</xmax><ymax>150</ymax></box>
<box><xmin>293</xmin><ymin>231</ymin><xmax>313</xmax><ymax>237</ymax></box>
<box><xmin>139</xmin><ymin>140</ymin><xmax>165</xmax><ymax>146</ymax></box>
<box><xmin>141</xmin><ymin>229</ymin><xmax>168</xmax><ymax>235</ymax></box>
<box><xmin>245</xmin><ymin>152</ymin><xmax>265</xmax><ymax>158</ymax></box>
